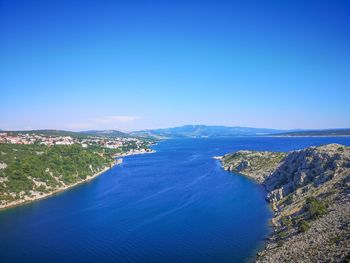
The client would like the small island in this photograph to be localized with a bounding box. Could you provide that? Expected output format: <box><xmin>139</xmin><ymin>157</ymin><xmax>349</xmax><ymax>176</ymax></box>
<box><xmin>219</xmin><ymin>143</ymin><xmax>350</xmax><ymax>262</ymax></box>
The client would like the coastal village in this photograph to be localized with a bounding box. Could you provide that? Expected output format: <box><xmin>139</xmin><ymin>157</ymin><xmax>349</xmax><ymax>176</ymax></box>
<box><xmin>0</xmin><ymin>132</ymin><xmax>153</xmax><ymax>154</ymax></box>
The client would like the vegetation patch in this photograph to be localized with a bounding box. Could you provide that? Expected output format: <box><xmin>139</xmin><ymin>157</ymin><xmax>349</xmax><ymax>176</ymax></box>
<box><xmin>298</xmin><ymin>220</ymin><xmax>310</xmax><ymax>233</ymax></box>
<box><xmin>0</xmin><ymin>144</ymin><xmax>114</xmax><ymax>205</ymax></box>
<box><xmin>304</xmin><ymin>197</ymin><xmax>328</xmax><ymax>220</ymax></box>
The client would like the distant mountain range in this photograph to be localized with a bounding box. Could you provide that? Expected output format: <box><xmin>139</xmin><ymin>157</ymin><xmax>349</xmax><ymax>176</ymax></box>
<box><xmin>3</xmin><ymin>126</ymin><xmax>350</xmax><ymax>139</ymax></box>
<box><xmin>131</xmin><ymin>125</ymin><xmax>350</xmax><ymax>138</ymax></box>
<box><xmin>81</xmin><ymin>130</ymin><xmax>131</xmax><ymax>138</ymax></box>
<box><xmin>130</xmin><ymin>125</ymin><xmax>286</xmax><ymax>138</ymax></box>
<box><xmin>271</xmin><ymin>128</ymin><xmax>350</xmax><ymax>137</ymax></box>
<box><xmin>3</xmin><ymin>129</ymin><xmax>131</xmax><ymax>138</ymax></box>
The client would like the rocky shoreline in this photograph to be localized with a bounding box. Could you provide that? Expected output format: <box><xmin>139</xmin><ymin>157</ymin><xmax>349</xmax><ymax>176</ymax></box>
<box><xmin>218</xmin><ymin>143</ymin><xmax>350</xmax><ymax>262</ymax></box>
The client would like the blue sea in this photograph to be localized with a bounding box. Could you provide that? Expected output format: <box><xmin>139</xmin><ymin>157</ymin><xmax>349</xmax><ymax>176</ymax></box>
<box><xmin>1</xmin><ymin>137</ymin><xmax>350</xmax><ymax>263</ymax></box>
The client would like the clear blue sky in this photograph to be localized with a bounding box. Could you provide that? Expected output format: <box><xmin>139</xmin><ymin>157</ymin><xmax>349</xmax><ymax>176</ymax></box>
<box><xmin>1</xmin><ymin>0</ymin><xmax>349</xmax><ymax>131</ymax></box>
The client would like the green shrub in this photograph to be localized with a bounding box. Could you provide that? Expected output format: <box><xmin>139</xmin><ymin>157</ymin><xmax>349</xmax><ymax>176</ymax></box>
<box><xmin>344</xmin><ymin>252</ymin><xmax>350</xmax><ymax>262</ymax></box>
<box><xmin>281</xmin><ymin>216</ymin><xmax>292</xmax><ymax>229</ymax></box>
<box><xmin>36</xmin><ymin>185</ymin><xmax>47</xmax><ymax>193</ymax></box>
<box><xmin>277</xmin><ymin>230</ymin><xmax>288</xmax><ymax>239</ymax></box>
<box><xmin>277</xmin><ymin>240</ymin><xmax>283</xmax><ymax>247</ymax></box>
<box><xmin>305</xmin><ymin>197</ymin><xmax>327</xmax><ymax>219</ymax></box>
<box><xmin>298</xmin><ymin>220</ymin><xmax>310</xmax><ymax>232</ymax></box>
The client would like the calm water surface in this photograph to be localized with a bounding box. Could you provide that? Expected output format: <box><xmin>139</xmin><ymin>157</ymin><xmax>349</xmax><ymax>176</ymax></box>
<box><xmin>1</xmin><ymin>137</ymin><xmax>350</xmax><ymax>263</ymax></box>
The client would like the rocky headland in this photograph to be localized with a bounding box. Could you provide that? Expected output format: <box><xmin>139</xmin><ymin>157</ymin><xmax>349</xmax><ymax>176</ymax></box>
<box><xmin>220</xmin><ymin>143</ymin><xmax>350</xmax><ymax>262</ymax></box>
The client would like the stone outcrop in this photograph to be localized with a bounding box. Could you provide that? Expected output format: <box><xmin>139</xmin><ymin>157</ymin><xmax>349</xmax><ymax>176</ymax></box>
<box><xmin>221</xmin><ymin>150</ymin><xmax>287</xmax><ymax>183</ymax></box>
<box><xmin>220</xmin><ymin>143</ymin><xmax>350</xmax><ymax>262</ymax></box>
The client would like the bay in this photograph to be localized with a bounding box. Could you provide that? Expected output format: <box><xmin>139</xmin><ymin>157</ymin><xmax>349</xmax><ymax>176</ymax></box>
<box><xmin>1</xmin><ymin>137</ymin><xmax>350</xmax><ymax>262</ymax></box>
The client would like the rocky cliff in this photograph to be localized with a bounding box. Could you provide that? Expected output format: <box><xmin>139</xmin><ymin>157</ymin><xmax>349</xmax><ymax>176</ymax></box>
<box><xmin>220</xmin><ymin>143</ymin><xmax>350</xmax><ymax>262</ymax></box>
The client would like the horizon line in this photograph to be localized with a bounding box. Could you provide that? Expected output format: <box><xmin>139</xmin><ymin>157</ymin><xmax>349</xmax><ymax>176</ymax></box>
<box><xmin>1</xmin><ymin>125</ymin><xmax>350</xmax><ymax>133</ymax></box>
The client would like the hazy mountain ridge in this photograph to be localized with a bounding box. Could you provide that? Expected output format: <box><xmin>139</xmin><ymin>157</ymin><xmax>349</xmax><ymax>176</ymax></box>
<box><xmin>220</xmin><ymin>144</ymin><xmax>350</xmax><ymax>262</ymax></box>
<box><xmin>272</xmin><ymin>128</ymin><xmax>350</xmax><ymax>137</ymax></box>
<box><xmin>3</xmin><ymin>129</ymin><xmax>88</xmax><ymax>138</ymax></box>
<box><xmin>3</xmin><ymin>127</ymin><xmax>350</xmax><ymax>140</ymax></box>
<box><xmin>131</xmin><ymin>125</ymin><xmax>286</xmax><ymax>138</ymax></box>
<box><xmin>81</xmin><ymin>130</ymin><xmax>131</xmax><ymax>138</ymax></box>
<box><xmin>3</xmin><ymin>129</ymin><xmax>132</xmax><ymax>139</ymax></box>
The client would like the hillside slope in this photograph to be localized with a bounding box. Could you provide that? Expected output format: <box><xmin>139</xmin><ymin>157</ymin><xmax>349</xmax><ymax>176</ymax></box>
<box><xmin>0</xmin><ymin>144</ymin><xmax>115</xmax><ymax>209</ymax></box>
<box><xmin>220</xmin><ymin>144</ymin><xmax>350</xmax><ymax>262</ymax></box>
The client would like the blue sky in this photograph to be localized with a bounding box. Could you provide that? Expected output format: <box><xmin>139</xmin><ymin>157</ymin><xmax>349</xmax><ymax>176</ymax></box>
<box><xmin>1</xmin><ymin>0</ymin><xmax>349</xmax><ymax>131</ymax></box>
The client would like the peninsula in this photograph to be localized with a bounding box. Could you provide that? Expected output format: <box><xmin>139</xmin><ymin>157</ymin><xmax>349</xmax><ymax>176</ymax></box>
<box><xmin>219</xmin><ymin>143</ymin><xmax>350</xmax><ymax>262</ymax></box>
<box><xmin>0</xmin><ymin>130</ymin><xmax>155</xmax><ymax>209</ymax></box>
